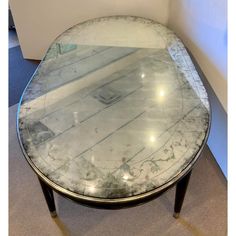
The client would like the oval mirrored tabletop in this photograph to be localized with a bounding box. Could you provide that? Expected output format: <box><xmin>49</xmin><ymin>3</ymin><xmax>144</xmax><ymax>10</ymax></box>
<box><xmin>17</xmin><ymin>16</ymin><xmax>210</xmax><ymax>202</ymax></box>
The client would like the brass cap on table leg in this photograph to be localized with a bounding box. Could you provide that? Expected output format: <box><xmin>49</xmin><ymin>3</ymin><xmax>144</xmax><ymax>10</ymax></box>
<box><xmin>50</xmin><ymin>211</ymin><xmax>57</xmax><ymax>218</ymax></box>
<box><xmin>173</xmin><ymin>212</ymin><xmax>179</xmax><ymax>218</ymax></box>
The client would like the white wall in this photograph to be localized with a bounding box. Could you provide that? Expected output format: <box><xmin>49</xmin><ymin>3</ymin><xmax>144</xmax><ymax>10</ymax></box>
<box><xmin>9</xmin><ymin>0</ymin><xmax>169</xmax><ymax>60</ymax></box>
<box><xmin>168</xmin><ymin>0</ymin><xmax>227</xmax><ymax>111</ymax></box>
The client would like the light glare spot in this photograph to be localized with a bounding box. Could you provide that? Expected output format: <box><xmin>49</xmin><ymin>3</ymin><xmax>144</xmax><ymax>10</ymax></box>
<box><xmin>150</xmin><ymin>135</ymin><xmax>156</xmax><ymax>143</ymax></box>
<box><xmin>88</xmin><ymin>185</ymin><xmax>96</xmax><ymax>193</ymax></box>
<box><xmin>159</xmin><ymin>90</ymin><xmax>165</xmax><ymax>97</ymax></box>
<box><xmin>123</xmin><ymin>174</ymin><xmax>129</xmax><ymax>180</ymax></box>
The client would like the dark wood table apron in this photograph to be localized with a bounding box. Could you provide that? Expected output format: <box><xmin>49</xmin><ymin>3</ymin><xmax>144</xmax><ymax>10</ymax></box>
<box><xmin>17</xmin><ymin>16</ymin><xmax>210</xmax><ymax>218</ymax></box>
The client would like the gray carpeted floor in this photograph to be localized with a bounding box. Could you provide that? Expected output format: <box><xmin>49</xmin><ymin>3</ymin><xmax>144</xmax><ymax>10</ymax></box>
<box><xmin>9</xmin><ymin>103</ymin><xmax>227</xmax><ymax>236</ymax></box>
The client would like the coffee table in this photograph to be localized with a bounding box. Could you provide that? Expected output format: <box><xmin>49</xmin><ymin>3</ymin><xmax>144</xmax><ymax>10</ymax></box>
<box><xmin>17</xmin><ymin>16</ymin><xmax>210</xmax><ymax>218</ymax></box>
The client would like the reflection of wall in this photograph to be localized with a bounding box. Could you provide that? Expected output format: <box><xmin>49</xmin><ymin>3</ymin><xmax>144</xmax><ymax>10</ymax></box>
<box><xmin>9</xmin><ymin>0</ymin><xmax>169</xmax><ymax>60</ymax></box>
<box><xmin>168</xmin><ymin>0</ymin><xmax>227</xmax><ymax>177</ymax></box>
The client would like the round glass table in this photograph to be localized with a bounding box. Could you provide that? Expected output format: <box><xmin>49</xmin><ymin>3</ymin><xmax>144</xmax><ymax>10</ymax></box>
<box><xmin>17</xmin><ymin>16</ymin><xmax>210</xmax><ymax>218</ymax></box>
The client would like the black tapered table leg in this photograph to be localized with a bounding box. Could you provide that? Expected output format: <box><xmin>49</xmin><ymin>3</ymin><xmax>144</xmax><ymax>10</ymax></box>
<box><xmin>38</xmin><ymin>178</ymin><xmax>57</xmax><ymax>217</ymax></box>
<box><xmin>173</xmin><ymin>170</ymin><xmax>192</xmax><ymax>218</ymax></box>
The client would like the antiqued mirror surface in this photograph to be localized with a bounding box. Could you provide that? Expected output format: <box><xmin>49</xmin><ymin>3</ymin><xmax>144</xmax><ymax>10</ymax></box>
<box><xmin>18</xmin><ymin>16</ymin><xmax>210</xmax><ymax>199</ymax></box>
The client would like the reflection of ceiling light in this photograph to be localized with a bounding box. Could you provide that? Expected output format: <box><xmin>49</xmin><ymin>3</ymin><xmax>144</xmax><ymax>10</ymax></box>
<box><xmin>123</xmin><ymin>174</ymin><xmax>129</xmax><ymax>180</ymax></box>
<box><xmin>150</xmin><ymin>135</ymin><xmax>156</xmax><ymax>143</ymax></box>
<box><xmin>141</xmin><ymin>73</ymin><xmax>145</xmax><ymax>78</ymax></box>
<box><xmin>73</xmin><ymin>111</ymin><xmax>79</xmax><ymax>125</ymax></box>
<box><xmin>159</xmin><ymin>90</ymin><xmax>165</xmax><ymax>97</ymax></box>
<box><xmin>88</xmin><ymin>185</ymin><xmax>96</xmax><ymax>193</ymax></box>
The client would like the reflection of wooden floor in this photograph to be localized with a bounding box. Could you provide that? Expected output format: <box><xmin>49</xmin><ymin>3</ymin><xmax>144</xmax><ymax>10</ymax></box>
<box><xmin>10</xmin><ymin>103</ymin><xmax>227</xmax><ymax>236</ymax></box>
